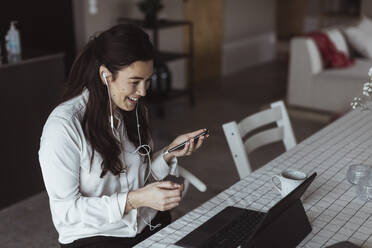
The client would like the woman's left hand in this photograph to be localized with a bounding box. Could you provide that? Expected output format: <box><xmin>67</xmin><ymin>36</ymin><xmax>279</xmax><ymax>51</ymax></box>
<box><xmin>164</xmin><ymin>129</ymin><xmax>208</xmax><ymax>162</ymax></box>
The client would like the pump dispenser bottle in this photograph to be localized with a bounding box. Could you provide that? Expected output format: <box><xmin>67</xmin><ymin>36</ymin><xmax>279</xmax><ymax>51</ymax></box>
<box><xmin>5</xmin><ymin>21</ymin><xmax>22</xmax><ymax>63</ymax></box>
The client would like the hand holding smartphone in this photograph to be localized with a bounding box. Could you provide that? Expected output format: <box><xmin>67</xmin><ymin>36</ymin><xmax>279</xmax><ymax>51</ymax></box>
<box><xmin>164</xmin><ymin>129</ymin><xmax>209</xmax><ymax>155</ymax></box>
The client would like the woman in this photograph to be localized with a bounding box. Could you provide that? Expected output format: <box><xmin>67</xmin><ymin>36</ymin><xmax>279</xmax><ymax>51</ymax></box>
<box><xmin>38</xmin><ymin>23</ymin><xmax>206</xmax><ymax>247</ymax></box>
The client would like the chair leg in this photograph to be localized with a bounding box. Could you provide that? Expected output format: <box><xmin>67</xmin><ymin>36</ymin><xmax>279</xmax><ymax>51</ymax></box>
<box><xmin>179</xmin><ymin>166</ymin><xmax>207</xmax><ymax>192</ymax></box>
<box><xmin>182</xmin><ymin>180</ymin><xmax>190</xmax><ymax>198</ymax></box>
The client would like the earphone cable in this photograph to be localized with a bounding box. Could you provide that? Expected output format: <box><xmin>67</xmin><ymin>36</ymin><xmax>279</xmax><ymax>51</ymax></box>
<box><xmin>104</xmin><ymin>80</ymin><xmax>160</xmax><ymax>231</ymax></box>
<box><xmin>103</xmin><ymin>73</ymin><xmax>115</xmax><ymax>133</ymax></box>
<box><xmin>134</xmin><ymin>103</ymin><xmax>160</xmax><ymax>182</ymax></box>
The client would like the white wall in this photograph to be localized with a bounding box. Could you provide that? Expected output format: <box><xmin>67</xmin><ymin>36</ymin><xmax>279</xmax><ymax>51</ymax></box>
<box><xmin>72</xmin><ymin>0</ymin><xmax>186</xmax><ymax>89</ymax></box>
<box><xmin>222</xmin><ymin>0</ymin><xmax>277</xmax><ymax>75</ymax></box>
<box><xmin>304</xmin><ymin>0</ymin><xmax>370</xmax><ymax>32</ymax></box>
<box><xmin>72</xmin><ymin>1</ymin><xmax>279</xmax><ymax>80</ymax></box>
<box><xmin>303</xmin><ymin>0</ymin><xmax>321</xmax><ymax>33</ymax></box>
<box><xmin>362</xmin><ymin>0</ymin><xmax>372</xmax><ymax>18</ymax></box>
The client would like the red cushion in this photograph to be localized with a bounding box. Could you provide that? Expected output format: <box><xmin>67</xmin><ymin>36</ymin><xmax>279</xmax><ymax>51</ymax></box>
<box><xmin>308</xmin><ymin>32</ymin><xmax>354</xmax><ymax>68</ymax></box>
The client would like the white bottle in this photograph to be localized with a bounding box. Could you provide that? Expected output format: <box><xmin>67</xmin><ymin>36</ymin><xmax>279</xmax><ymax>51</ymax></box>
<box><xmin>5</xmin><ymin>21</ymin><xmax>21</xmax><ymax>63</ymax></box>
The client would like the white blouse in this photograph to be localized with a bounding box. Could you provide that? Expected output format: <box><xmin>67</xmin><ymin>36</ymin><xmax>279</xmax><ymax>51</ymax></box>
<box><xmin>38</xmin><ymin>89</ymin><xmax>178</xmax><ymax>244</ymax></box>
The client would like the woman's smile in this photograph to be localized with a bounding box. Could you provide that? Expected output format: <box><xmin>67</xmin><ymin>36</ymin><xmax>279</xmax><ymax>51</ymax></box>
<box><xmin>126</xmin><ymin>96</ymin><xmax>139</xmax><ymax>107</ymax></box>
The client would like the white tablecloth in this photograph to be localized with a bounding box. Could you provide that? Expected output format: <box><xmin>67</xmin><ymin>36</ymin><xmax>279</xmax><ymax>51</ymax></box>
<box><xmin>135</xmin><ymin>110</ymin><xmax>372</xmax><ymax>248</ymax></box>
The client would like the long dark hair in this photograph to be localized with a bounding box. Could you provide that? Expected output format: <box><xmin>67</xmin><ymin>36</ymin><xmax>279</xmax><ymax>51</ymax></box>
<box><xmin>63</xmin><ymin>24</ymin><xmax>154</xmax><ymax>177</ymax></box>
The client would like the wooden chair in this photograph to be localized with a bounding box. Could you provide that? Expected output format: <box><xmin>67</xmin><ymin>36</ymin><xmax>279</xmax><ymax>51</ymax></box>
<box><xmin>222</xmin><ymin>101</ymin><xmax>296</xmax><ymax>179</ymax></box>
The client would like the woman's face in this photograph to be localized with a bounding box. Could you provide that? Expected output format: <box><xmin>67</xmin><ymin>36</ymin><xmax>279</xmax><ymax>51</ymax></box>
<box><xmin>106</xmin><ymin>60</ymin><xmax>153</xmax><ymax>111</ymax></box>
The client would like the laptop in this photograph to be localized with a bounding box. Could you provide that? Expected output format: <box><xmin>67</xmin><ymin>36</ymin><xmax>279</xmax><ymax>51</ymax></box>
<box><xmin>175</xmin><ymin>172</ymin><xmax>317</xmax><ymax>248</ymax></box>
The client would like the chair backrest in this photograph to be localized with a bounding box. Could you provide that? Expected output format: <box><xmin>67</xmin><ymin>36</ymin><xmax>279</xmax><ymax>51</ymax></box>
<box><xmin>222</xmin><ymin>101</ymin><xmax>296</xmax><ymax>179</ymax></box>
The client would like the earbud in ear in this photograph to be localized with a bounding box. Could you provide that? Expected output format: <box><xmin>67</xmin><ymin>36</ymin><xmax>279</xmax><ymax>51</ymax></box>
<box><xmin>102</xmin><ymin>72</ymin><xmax>108</xmax><ymax>86</ymax></box>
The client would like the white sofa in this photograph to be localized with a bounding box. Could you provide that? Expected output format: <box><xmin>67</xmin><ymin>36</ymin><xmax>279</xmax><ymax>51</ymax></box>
<box><xmin>287</xmin><ymin>29</ymin><xmax>372</xmax><ymax>113</ymax></box>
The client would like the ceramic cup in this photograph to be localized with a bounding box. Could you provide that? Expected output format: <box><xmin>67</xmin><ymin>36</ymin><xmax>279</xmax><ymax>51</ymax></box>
<box><xmin>272</xmin><ymin>169</ymin><xmax>307</xmax><ymax>197</ymax></box>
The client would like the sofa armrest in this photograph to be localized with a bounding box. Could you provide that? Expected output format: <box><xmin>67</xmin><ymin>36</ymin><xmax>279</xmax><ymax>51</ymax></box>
<box><xmin>287</xmin><ymin>37</ymin><xmax>323</xmax><ymax>108</ymax></box>
<box><xmin>291</xmin><ymin>38</ymin><xmax>323</xmax><ymax>75</ymax></box>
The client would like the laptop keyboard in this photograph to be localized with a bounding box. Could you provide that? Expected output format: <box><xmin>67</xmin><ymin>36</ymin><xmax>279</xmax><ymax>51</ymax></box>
<box><xmin>201</xmin><ymin>210</ymin><xmax>265</xmax><ymax>248</ymax></box>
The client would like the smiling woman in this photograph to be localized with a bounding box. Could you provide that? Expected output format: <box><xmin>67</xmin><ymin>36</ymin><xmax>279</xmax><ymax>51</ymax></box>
<box><xmin>99</xmin><ymin>60</ymin><xmax>153</xmax><ymax>112</ymax></box>
<box><xmin>38</xmin><ymin>23</ymin><xmax>207</xmax><ymax>248</ymax></box>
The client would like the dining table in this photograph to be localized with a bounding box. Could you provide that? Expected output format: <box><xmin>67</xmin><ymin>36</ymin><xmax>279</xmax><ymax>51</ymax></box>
<box><xmin>135</xmin><ymin>109</ymin><xmax>372</xmax><ymax>248</ymax></box>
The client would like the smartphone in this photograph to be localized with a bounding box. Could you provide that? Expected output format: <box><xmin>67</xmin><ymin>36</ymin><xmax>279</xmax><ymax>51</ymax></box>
<box><xmin>167</xmin><ymin>129</ymin><xmax>209</xmax><ymax>153</ymax></box>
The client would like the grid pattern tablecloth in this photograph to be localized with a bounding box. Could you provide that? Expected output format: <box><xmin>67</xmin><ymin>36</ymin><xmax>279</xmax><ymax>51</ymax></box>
<box><xmin>135</xmin><ymin>110</ymin><xmax>372</xmax><ymax>248</ymax></box>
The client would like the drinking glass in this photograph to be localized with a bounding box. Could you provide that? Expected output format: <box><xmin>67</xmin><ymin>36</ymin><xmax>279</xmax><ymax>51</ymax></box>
<box><xmin>346</xmin><ymin>164</ymin><xmax>370</xmax><ymax>185</ymax></box>
<box><xmin>357</xmin><ymin>174</ymin><xmax>372</xmax><ymax>201</ymax></box>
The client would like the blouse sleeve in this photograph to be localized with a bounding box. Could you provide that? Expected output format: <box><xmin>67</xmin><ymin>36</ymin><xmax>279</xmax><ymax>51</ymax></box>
<box><xmin>150</xmin><ymin>148</ymin><xmax>179</xmax><ymax>180</ymax></box>
<box><xmin>38</xmin><ymin>116</ymin><xmax>129</xmax><ymax>227</ymax></box>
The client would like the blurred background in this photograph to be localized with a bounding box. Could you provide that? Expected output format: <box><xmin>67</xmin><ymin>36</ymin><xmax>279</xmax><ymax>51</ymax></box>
<box><xmin>0</xmin><ymin>0</ymin><xmax>371</xmax><ymax>247</ymax></box>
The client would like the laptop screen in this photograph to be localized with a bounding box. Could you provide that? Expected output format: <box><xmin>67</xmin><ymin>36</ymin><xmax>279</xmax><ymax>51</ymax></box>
<box><xmin>251</xmin><ymin>172</ymin><xmax>317</xmax><ymax>235</ymax></box>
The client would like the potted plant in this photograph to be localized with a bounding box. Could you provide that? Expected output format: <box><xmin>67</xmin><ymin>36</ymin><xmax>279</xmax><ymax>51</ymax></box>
<box><xmin>137</xmin><ymin>0</ymin><xmax>164</xmax><ymax>27</ymax></box>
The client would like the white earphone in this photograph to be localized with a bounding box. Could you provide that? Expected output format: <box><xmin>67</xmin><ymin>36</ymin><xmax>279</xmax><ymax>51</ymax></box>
<box><xmin>102</xmin><ymin>70</ymin><xmax>151</xmax><ymax>173</ymax></box>
<box><xmin>102</xmin><ymin>72</ymin><xmax>114</xmax><ymax>131</ymax></box>
<box><xmin>102</xmin><ymin>72</ymin><xmax>108</xmax><ymax>84</ymax></box>
<box><xmin>102</xmin><ymin>70</ymin><xmax>160</xmax><ymax>231</ymax></box>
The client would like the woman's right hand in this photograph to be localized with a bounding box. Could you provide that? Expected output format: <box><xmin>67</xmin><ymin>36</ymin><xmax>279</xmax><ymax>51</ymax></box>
<box><xmin>127</xmin><ymin>181</ymin><xmax>184</xmax><ymax>212</ymax></box>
